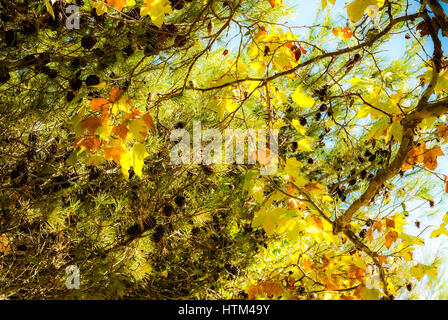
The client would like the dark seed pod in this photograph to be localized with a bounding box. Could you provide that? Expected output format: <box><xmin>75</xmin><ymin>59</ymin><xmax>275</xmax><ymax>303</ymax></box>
<box><xmin>291</xmin><ymin>141</ymin><xmax>298</xmax><ymax>151</ymax></box>
<box><xmin>174</xmin><ymin>121</ymin><xmax>185</xmax><ymax>129</ymax></box>
<box><xmin>0</xmin><ymin>64</ymin><xmax>10</xmax><ymax>84</ymax></box>
<box><xmin>66</xmin><ymin>91</ymin><xmax>75</xmax><ymax>102</ymax></box>
<box><xmin>170</xmin><ymin>0</ymin><xmax>185</xmax><ymax>10</ymax></box>
<box><xmin>174</xmin><ymin>195</ymin><xmax>185</xmax><ymax>207</ymax></box>
<box><xmin>406</xmin><ymin>282</ymin><xmax>412</xmax><ymax>291</ymax></box>
<box><xmin>207</xmin><ymin>20</ymin><xmax>214</xmax><ymax>34</ymax></box>
<box><xmin>307</xmin><ymin>158</ymin><xmax>314</xmax><ymax>165</ymax></box>
<box><xmin>368</xmin><ymin>154</ymin><xmax>376</xmax><ymax>162</ymax></box>
<box><xmin>81</xmin><ymin>35</ymin><xmax>97</xmax><ymax>50</ymax></box>
<box><xmin>20</xmin><ymin>20</ymin><xmax>37</xmax><ymax>36</ymax></box>
<box><xmin>315</xmin><ymin>112</ymin><xmax>321</xmax><ymax>121</ymax></box>
<box><xmin>202</xmin><ymin>165</ymin><xmax>214</xmax><ymax>175</ymax></box>
<box><xmin>20</xmin><ymin>54</ymin><xmax>38</xmax><ymax>68</ymax></box>
<box><xmin>70</xmin><ymin>58</ymin><xmax>81</xmax><ymax>70</ymax></box>
<box><xmin>43</xmin><ymin>67</ymin><xmax>58</xmax><ymax>79</ymax></box>
<box><xmin>319</xmin><ymin>104</ymin><xmax>327</xmax><ymax>112</ymax></box>
<box><xmin>174</xmin><ymin>35</ymin><xmax>187</xmax><ymax>47</ymax></box>
<box><xmin>17</xmin><ymin>244</ymin><xmax>27</xmax><ymax>251</ymax></box>
<box><xmin>152</xmin><ymin>225</ymin><xmax>166</xmax><ymax>243</ymax></box>
<box><xmin>69</xmin><ymin>78</ymin><xmax>83</xmax><ymax>91</ymax></box>
<box><xmin>365</xmin><ymin>218</ymin><xmax>374</xmax><ymax>227</ymax></box>
<box><xmin>415</xmin><ymin>220</ymin><xmax>420</xmax><ymax>228</ymax></box>
<box><xmin>360</xmin><ymin>170</ymin><xmax>367</xmax><ymax>179</ymax></box>
<box><xmin>162</xmin><ymin>204</ymin><xmax>174</xmax><ymax>216</ymax></box>
<box><xmin>299</xmin><ymin>117</ymin><xmax>307</xmax><ymax>126</ymax></box>
<box><xmin>164</xmin><ymin>24</ymin><xmax>178</xmax><ymax>35</ymax></box>
<box><xmin>359</xmin><ymin>228</ymin><xmax>367</xmax><ymax>238</ymax></box>
<box><xmin>143</xmin><ymin>216</ymin><xmax>156</xmax><ymax>230</ymax></box>
<box><xmin>364</xmin><ymin>150</ymin><xmax>372</xmax><ymax>157</ymax></box>
<box><xmin>358</xmin><ymin>156</ymin><xmax>365</xmax><ymax>163</ymax></box>
<box><xmin>4</xmin><ymin>29</ymin><xmax>16</xmax><ymax>47</ymax></box>
<box><xmin>122</xmin><ymin>44</ymin><xmax>134</xmax><ymax>57</ymax></box>
<box><xmin>85</xmin><ymin>75</ymin><xmax>100</xmax><ymax>86</ymax></box>
<box><xmin>126</xmin><ymin>223</ymin><xmax>142</xmax><ymax>237</ymax></box>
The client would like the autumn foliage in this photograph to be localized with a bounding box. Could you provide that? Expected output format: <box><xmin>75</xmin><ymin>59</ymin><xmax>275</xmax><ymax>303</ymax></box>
<box><xmin>0</xmin><ymin>0</ymin><xmax>448</xmax><ymax>300</ymax></box>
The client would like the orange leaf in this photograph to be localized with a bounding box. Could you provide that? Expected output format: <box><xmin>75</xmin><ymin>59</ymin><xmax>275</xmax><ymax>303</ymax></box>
<box><xmin>267</xmin><ymin>0</ymin><xmax>275</xmax><ymax>7</ymax></box>
<box><xmin>298</xmin><ymin>42</ymin><xmax>307</xmax><ymax>54</ymax></box>
<box><xmin>81</xmin><ymin>117</ymin><xmax>103</xmax><ymax>135</ymax></box>
<box><xmin>142</xmin><ymin>112</ymin><xmax>156</xmax><ymax>130</ymax></box>
<box><xmin>366</xmin><ymin>228</ymin><xmax>374</xmax><ymax>242</ymax></box>
<box><xmin>313</xmin><ymin>216</ymin><xmax>324</xmax><ymax>230</ymax></box>
<box><xmin>123</xmin><ymin>107</ymin><xmax>141</xmax><ymax>122</ymax></box>
<box><xmin>262</xmin><ymin>280</ymin><xmax>283</xmax><ymax>297</ymax></box>
<box><xmin>0</xmin><ymin>235</ymin><xmax>9</xmax><ymax>253</ymax></box>
<box><xmin>348</xmin><ymin>265</ymin><xmax>365</xmax><ymax>282</ymax></box>
<box><xmin>402</xmin><ymin>142</ymin><xmax>426</xmax><ymax>171</ymax></box>
<box><xmin>109</xmin><ymin>87</ymin><xmax>124</xmax><ymax>103</ymax></box>
<box><xmin>378</xmin><ymin>255</ymin><xmax>388</xmax><ymax>264</ymax></box>
<box><xmin>104</xmin><ymin>145</ymin><xmax>126</xmax><ymax>164</ymax></box>
<box><xmin>445</xmin><ymin>176</ymin><xmax>448</xmax><ymax>194</ymax></box>
<box><xmin>373</xmin><ymin>221</ymin><xmax>384</xmax><ymax>234</ymax></box>
<box><xmin>112</xmin><ymin>124</ymin><xmax>128</xmax><ymax>140</ymax></box>
<box><xmin>437</xmin><ymin>124</ymin><xmax>448</xmax><ymax>143</ymax></box>
<box><xmin>73</xmin><ymin>136</ymin><xmax>101</xmax><ymax>153</ymax></box>
<box><xmin>385</xmin><ymin>218</ymin><xmax>395</xmax><ymax>229</ymax></box>
<box><xmin>332</xmin><ymin>26</ymin><xmax>353</xmax><ymax>40</ymax></box>
<box><xmin>90</xmin><ymin>98</ymin><xmax>110</xmax><ymax>115</ymax></box>
<box><xmin>286</xmin><ymin>184</ymin><xmax>298</xmax><ymax>194</ymax></box>
<box><xmin>423</xmin><ymin>145</ymin><xmax>444</xmax><ymax>171</ymax></box>
<box><xmin>106</xmin><ymin>0</ymin><xmax>127</xmax><ymax>11</ymax></box>
<box><xmin>287</xmin><ymin>198</ymin><xmax>298</xmax><ymax>210</ymax></box>
<box><xmin>323</xmin><ymin>277</ymin><xmax>339</xmax><ymax>291</ymax></box>
<box><xmin>385</xmin><ymin>231</ymin><xmax>398</xmax><ymax>249</ymax></box>
<box><xmin>304</xmin><ymin>182</ymin><xmax>320</xmax><ymax>192</ymax></box>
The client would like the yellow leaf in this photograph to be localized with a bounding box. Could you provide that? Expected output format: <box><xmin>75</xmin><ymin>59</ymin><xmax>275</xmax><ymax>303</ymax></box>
<box><xmin>129</xmin><ymin>118</ymin><xmax>149</xmax><ymax>142</ymax></box>
<box><xmin>322</xmin><ymin>0</ymin><xmax>336</xmax><ymax>10</ymax></box>
<box><xmin>291</xmin><ymin>119</ymin><xmax>306</xmax><ymax>135</ymax></box>
<box><xmin>443</xmin><ymin>211</ymin><xmax>448</xmax><ymax>224</ymax></box>
<box><xmin>296</xmin><ymin>137</ymin><xmax>314</xmax><ymax>151</ymax></box>
<box><xmin>140</xmin><ymin>0</ymin><xmax>173</xmax><ymax>28</ymax></box>
<box><xmin>46</xmin><ymin>0</ymin><xmax>55</xmax><ymax>20</ymax></box>
<box><xmin>346</xmin><ymin>0</ymin><xmax>378</xmax><ymax>22</ymax></box>
<box><xmin>430</xmin><ymin>224</ymin><xmax>448</xmax><ymax>238</ymax></box>
<box><xmin>120</xmin><ymin>149</ymin><xmax>132</xmax><ymax>179</ymax></box>
<box><xmin>291</xmin><ymin>85</ymin><xmax>315</xmax><ymax>108</ymax></box>
<box><xmin>92</xmin><ymin>0</ymin><xmax>108</xmax><ymax>16</ymax></box>
<box><xmin>131</xmin><ymin>143</ymin><xmax>149</xmax><ymax>178</ymax></box>
<box><xmin>86</xmin><ymin>154</ymin><xmax>104</xmax><ymax>166</ymax></box>
<box><xmin>284</xmin><ymin>157</ymin><xmax>303</xmax><ymax>180</ymax></box>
